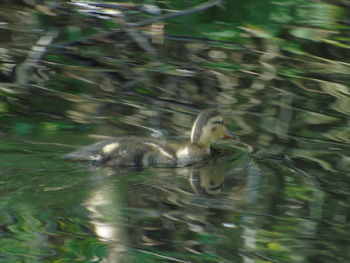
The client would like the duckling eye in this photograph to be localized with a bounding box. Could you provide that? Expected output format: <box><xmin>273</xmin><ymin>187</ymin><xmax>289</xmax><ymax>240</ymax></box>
<box><xmin>212</xmin><ymin>127</ymin><xmax>217</xmax><ymax>132</ymax></box>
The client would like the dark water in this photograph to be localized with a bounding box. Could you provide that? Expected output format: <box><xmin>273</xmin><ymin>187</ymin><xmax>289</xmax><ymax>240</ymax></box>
<box><xmin>1</xmin><ymin>0</ymin><xmax>350</xmax><ymax>262</ymax></box>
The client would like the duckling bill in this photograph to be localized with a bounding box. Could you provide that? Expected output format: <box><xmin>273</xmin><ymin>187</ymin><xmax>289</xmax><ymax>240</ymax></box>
<box><xmin>66</xmin><ymin>109</ymin><xmax>234</xmax><ymax>167</ymax></box>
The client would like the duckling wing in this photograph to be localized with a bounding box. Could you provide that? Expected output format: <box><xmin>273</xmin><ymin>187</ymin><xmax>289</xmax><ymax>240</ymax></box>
<box><xmin>64</xmin><ymin>138</ymin><xmax>120</xmax><ymax>162</ymax></box>
<box><xmin>104</xmin><ymin>138</ymin><xmax>178</xmax><ymax>167</ymax></box>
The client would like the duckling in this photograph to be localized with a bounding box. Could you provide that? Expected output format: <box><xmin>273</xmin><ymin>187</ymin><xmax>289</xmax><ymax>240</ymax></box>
<box><xmin>66</xmin><ymin>109</ymin><xmax>234</xmax><ymax>167</ymax></box>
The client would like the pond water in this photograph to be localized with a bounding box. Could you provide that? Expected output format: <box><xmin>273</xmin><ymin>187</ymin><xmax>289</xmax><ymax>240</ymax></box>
<box><xmin>1</xmin><ymin>0</ymin><xmax>350</xmax><ymax>262</ymax></box>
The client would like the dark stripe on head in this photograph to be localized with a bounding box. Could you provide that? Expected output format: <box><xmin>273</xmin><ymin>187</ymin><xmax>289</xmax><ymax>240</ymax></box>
<box><xmin>211</xmin><ymin>120</ymin><xmax>224</xmax><ymax>125</ymax></box>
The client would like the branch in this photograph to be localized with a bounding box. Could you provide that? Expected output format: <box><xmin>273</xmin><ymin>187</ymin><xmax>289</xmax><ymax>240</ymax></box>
<box><xmin>125</xmin><ymin>0</ymin><xmax>223</xmax><ymax>28</ymax></box>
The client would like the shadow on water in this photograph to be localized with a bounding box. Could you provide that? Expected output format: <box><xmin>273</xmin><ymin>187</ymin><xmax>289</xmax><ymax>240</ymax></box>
<box><xmin>1</xmin><ymin>0</ymin><xmax>350</xmax><ymax>262</ymax></box>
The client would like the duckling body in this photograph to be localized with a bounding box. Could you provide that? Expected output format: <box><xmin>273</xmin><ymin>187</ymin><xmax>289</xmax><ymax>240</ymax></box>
<box><xmin>66</xmin><ymin>109</ymin><xmax>232</xmax><ymax>168</ymax></box>
<box><xmin>67</xmin><ymin>137</ymin><xmax>208</xmax><ymax>167</ymax></box>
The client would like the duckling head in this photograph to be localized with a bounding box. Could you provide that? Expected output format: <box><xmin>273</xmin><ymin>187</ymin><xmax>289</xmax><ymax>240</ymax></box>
<box><xmin>190</xmin><ymin>109</ymin><xmax>231</xmax><ymax>152</ymax></box>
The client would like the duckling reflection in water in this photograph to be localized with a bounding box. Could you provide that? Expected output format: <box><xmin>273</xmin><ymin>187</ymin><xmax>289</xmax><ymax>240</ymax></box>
<box><xmin>66</xmin><ymin>109</ymin><xmax>235</xmax><ymax>167</ymax></box>
<box><xmin>190</xmin><ymin>167</ymin><xmax>225</xmax><ymax>196</ymax></box>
